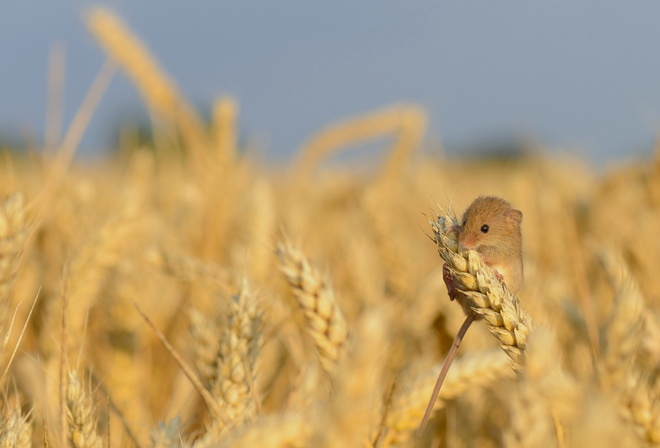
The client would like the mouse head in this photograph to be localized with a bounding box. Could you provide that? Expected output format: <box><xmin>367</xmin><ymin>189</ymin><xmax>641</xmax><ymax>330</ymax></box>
<box><xmin>458</xmin><ymin>196</ymin><xmax>522</xmax><ymax>251</ymax></box>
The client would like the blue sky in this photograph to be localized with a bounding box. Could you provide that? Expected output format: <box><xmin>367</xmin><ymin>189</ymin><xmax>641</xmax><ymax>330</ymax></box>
<box><xmin>3</xmin><ymin>2</ymin><xmax>660</xmax><ymax>165</ymax></box>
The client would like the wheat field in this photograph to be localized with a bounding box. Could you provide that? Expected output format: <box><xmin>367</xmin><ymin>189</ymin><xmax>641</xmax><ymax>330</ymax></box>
<box><xmin>1</xmin><ymin>7</ymin><xmax>659</xmax><ymax>447</ymax></box>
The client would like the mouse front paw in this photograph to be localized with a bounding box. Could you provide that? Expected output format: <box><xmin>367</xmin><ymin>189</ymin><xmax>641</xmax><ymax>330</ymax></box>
<box><xmin>443</xmin><ymin>264</ymin><xmax>457</xmax><ymax>301</ymax></box>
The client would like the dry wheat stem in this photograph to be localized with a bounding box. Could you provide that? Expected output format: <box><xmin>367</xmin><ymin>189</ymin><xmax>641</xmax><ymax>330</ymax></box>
<box><xmin>429</xmin><ymin>211</ymin><xmax>533</xmax><ymax>366</ymax></box>
<box><xmin>275</xmin><ymin>242</ymin><xmax>348</xmax><ymax>374</ymax></box>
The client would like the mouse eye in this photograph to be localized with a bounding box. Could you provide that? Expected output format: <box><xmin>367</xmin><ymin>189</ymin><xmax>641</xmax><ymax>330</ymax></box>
<box><xmin>462</xmin><ymin>220</ymin><xmax>466</xmax><ymax>227</ymax></box>
<box><xmin>480</xmin><ymin>224</ymin><xmax>489</xmax><ymax>233</ymax></box>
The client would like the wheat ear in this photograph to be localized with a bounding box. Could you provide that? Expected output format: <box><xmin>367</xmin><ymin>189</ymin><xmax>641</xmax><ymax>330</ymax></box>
<box><xmin>0</xmin><ymin>406</ymin><xmax>31</xmax><ymax>448</ymax></box>
<box><xmin>0</xmin><ymin>193</ymin><xmax>27</xmax><ymax>302</ymax></box>
<box><xmin>188</xmin><ymin>308</ymin><xmax>221</xmax><ymax>387</ymax></box>
<box><xmin>597</xmin><ymin>250</ymin><xmax>660</xmax><ymax>443</ymax></box>
<box><xmin>275</xmin><ymin>242</ymin><xmax>348</xmax><ymax>374</ymax></box>
<box><xmin>66</xmin><ymin>371</ymin><xmax>103</xmax><ymax>448</ymax></box>
<box><xmin>597</xmin><ymin>248</ymin><xmax>644</xmax><ymax>389</ymax></box>
<box><xmin>212</xmin><ymin>284</ymin><xmax>262</xmax><ymax>426</ymax></box>
<box><xmin>430</xmin><ymin>211</ymin><xmax>533</xmax><ymax>366</ymax></box>
<box><xmin>0</xmin><ymin>193</ymin><xmax>27</xmax><ymax>365</ymax></box>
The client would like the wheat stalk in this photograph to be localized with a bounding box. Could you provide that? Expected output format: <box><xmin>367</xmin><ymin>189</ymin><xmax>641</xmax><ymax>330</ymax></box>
<box><xmin>212</xmin><ymin>96</ymin><xmax>238</xmax><ymax>169</ymax></box>
<box><xmin>293</xmin><ymin>104</ymin><xmax>426</xmax><ymax>186</ymax></box>
<box><xmin>275</xmin><ymin>242</ymin><xmax>348</xmax><ymax>374</ymax></box>
<box><xmin>85</xmin><ymin>7</ymin><xmax>208</xmax><ymax>151</ymax></box>
<box><xmin>429</xmin><ymin>211</ymin><xmax>533</xmax><ymax>366</ymax></box>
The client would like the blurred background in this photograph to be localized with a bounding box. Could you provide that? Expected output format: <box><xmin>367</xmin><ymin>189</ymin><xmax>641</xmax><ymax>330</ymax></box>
<box><xmin>2</xmin><ymin>4</ymin><xmax>660</xmax><ymax>446</ymax></box>
<box><xmin>3</xmin><ymin>1</ymin><xmax>660</xmax><ymax>164</ymax></box>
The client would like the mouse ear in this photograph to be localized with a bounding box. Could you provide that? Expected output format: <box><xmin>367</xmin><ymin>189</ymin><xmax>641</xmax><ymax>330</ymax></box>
<box><xmin>506</xmin><ymin>208</ymin><xmax>523</xmax><ymax>224</ymax></box>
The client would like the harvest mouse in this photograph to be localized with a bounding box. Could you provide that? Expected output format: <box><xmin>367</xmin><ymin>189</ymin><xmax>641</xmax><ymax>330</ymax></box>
<box><xmin>457</xmin><ymin>195</ymin><xmax>523</xmax><ymax>293</ymax></box>
<box><xmin>418</xmin><ymin>196</ymin><xmax>523</xmax><ymax>437</ymax></box>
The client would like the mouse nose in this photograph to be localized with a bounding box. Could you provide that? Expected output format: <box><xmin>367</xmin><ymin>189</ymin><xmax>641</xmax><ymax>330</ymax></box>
<box><xmin>458</xmin><ymin>236</ymin><xmax>476</xmax><ymax>252</ymax></box>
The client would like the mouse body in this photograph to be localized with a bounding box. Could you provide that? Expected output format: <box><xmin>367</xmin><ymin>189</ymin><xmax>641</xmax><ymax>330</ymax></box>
<box><xmin>457</xmin><ymin>196</ymin><xmax>523</xmax><ymax>293</ymax></box>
